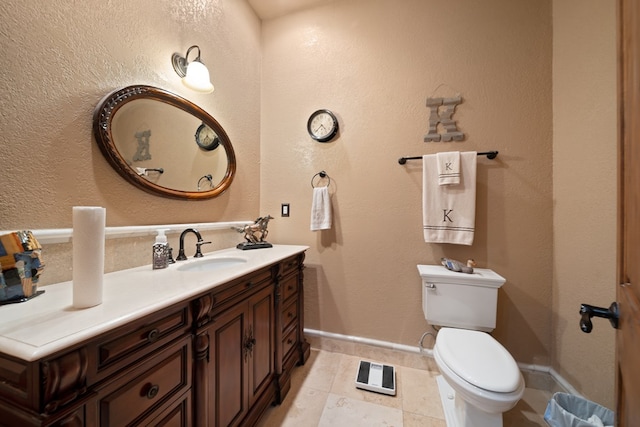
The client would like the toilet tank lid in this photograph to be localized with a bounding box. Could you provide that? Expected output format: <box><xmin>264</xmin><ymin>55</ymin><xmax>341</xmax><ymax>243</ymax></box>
<box><xmin>436</xmin><ymin>328</ymin><xmax>521</xmax><ymax>393</ymax></box>
<box><xmin>417</xmin><ymin>264</ymin><xmax>506</xmax><ymax>288</ymax></box>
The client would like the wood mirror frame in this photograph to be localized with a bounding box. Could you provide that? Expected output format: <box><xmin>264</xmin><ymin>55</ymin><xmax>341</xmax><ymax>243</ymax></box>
<box><xmin>93</xmin><ymin>85</ymin><xmax>236</xmax><ymax>200</ymax></box>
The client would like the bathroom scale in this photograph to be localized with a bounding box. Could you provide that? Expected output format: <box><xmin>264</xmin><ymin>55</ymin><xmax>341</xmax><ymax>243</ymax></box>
<box><xmin>355</xmin><ymin>360</ymin><xmax>396</xmax><ymax>396</ymax></box>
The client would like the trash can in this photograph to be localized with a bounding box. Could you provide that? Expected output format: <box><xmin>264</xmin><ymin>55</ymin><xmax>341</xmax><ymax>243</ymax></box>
<box><xmin>544</xmin><ymin>392</ymin><xmax>614</xmax><ymax>427</ymax></box>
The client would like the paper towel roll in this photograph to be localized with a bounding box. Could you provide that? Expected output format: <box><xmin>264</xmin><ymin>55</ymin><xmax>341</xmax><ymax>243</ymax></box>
<box><xmin>72</xmin><ymin>206</ymin><xmax>106</xmax><ymax>308</ymax></box>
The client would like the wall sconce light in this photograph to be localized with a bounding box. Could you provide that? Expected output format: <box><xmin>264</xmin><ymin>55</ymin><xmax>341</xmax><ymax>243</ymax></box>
<box><xmin>171</xmin><ymin>45</ymin><xmax>214</xmax><ymax>93</ymax></box>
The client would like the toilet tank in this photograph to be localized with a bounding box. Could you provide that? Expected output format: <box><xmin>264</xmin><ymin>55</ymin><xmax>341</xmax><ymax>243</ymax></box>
<box><xmin>418</xmin><ymin>265</ymin><xmax>506</xmax><ymax>332</ymax></box>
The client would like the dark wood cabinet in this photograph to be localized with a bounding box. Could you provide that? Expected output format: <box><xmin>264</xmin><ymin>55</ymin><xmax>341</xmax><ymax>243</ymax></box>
<box><xmin>192</xmin><ymin>262</ymin><xmax>282</xmax><ymax>427</ymax></box>
<box><xmin>0</xmin><ymin>302</ymin><xmax>192</xmax><ymax>427</ymax></box>
<box><xmin>274</xmin><ymin>255</ymin><xmax>310</xmax><ymax>403</ymax></box>
<box><xmin>199</xmin><ymin>284</ymin><xmax>274</xmax><ymax>427</ymax></box>
<box><xmin>0</xmin><ymin>250</ymin><xmax>308</xmax><ymax>427</ymax></box>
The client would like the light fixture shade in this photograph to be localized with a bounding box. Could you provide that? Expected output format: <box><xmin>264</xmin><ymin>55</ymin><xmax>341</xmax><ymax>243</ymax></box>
<box><xmin>182</xmin><ymin>61</ymin><xmax>214</xmax><ymax>93</ymax></box>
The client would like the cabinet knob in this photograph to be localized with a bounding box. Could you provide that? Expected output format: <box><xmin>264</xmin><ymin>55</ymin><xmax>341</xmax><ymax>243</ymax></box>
<box><xmin>245</xmin><ymin>337</ymin><xmax>256</xmax><ymax>349</ymax></box>
<box><xmin>146</xmin><ymin>329</ymin><xmax>160</xmax><ymax>343</ymax></box>
<box><xmin>244</xmin><ymin>326</ymin><xmax>256</xmax><ymax>358</ymax></box>
<box><xmin>144</xmin><ymin>384</ymin><xmax>160</xmax><ymax>399</ymax></box>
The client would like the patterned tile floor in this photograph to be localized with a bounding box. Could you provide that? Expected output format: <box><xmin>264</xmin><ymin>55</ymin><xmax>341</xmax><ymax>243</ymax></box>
<box><xmin>257</xmin><ymin>344</ymin><xmax>552</xmax><ymax>426</ymax></box>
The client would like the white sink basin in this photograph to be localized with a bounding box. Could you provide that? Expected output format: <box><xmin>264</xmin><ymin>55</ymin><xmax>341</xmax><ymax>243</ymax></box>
<box><xmin>177</xmin><ymin>256</ymin><xmax>247</xmax><ymax>272</ymax></box>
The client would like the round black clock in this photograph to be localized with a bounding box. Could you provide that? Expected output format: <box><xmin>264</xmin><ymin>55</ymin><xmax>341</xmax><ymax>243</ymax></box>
<box><xmin>307</xmin><ymin>109</ymin><xmax>339</xmax><ymax>142</ymax></box>
<box><xmin>195</xmin><ymin>123</ymin><xmax>220</xmax><ymax>151</ymax></box>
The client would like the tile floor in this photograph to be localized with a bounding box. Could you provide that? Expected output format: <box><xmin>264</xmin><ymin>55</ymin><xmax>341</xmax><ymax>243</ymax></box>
<box><xmin>257</xmin><ymin>340</ymin><xmax>553</xmax><ymax>426</ymax></box>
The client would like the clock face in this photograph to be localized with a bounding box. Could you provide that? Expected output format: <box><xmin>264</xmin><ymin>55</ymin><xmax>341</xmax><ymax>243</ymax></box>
<box><xmin>195</xmin><ymin>124</ymin><xmax>220</xmax><ymax>150</ymax></box>
<box><xmin>307</xmin><ymin>109</ymin><xmax>338</xmax><ymax>142</ymax></box>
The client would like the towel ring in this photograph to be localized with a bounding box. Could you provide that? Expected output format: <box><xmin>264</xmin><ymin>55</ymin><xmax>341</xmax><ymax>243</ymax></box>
<box><xmin>311</xmin><ymin>171</ymin><xmax>331</xmax><ymax>188</ymax></box>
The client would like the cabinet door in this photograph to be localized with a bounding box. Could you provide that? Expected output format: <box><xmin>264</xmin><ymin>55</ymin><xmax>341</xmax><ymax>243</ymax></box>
<box><xmin>204</xmin><ymin>284</ymin><xmax>276</xmax><ymax>427</ymax></box>
<box><xmin>209</xmin><ymin>302</ymin><xmax>248</xmax><ymax>427</ymax></box>
<box><xmin>247</xmin><ymin>286</ymin><xmax>274</xmax><ymax>408</ymax></box>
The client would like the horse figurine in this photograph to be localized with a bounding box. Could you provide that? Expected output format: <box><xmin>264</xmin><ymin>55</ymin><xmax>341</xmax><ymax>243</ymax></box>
<box><xmin>233</xmin><ymin>215</ymin><xmax>274</xmax><ymax>249</ymax></box>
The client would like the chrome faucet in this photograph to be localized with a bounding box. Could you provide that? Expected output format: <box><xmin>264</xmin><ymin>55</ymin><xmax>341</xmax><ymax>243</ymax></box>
<box><xmin>176</xmin><ymin>228</ymin><xmax>211</xmax><ymax>260</ymax></box>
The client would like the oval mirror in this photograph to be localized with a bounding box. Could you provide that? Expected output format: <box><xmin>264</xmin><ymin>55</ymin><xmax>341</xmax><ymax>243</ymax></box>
<box><xmin>93</xmin><ymin>85</ymin><xmax>236</xmax><ymax>200</ymax></box>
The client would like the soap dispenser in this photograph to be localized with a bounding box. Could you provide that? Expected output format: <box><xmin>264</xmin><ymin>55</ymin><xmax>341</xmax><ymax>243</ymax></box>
<box><xmin>152</xmin><ymin>229</ymin><xmax>169</xmax><ymax>270</ymax></box>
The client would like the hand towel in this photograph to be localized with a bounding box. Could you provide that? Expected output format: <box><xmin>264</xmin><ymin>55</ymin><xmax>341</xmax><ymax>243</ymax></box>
<box><xmin>437</xmin><ymin>151</ymin><xmax>460</xmax><ymax>185</ymax></box>
<box><xmin>423</xmin><ymin>151</ymin><xmax>477</xmax><ymax>245</ymax></box>
<box><xmin>310</xmin><ymin>186</ymin><xmax>332</xmax><ymax>231</ymax></box>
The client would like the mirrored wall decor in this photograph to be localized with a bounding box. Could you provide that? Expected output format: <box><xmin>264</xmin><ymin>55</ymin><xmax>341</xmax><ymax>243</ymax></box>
<box><xmin>93</xmin><ymin>85</ymin><xmax>236</xmax><ymax>200</ymax></box>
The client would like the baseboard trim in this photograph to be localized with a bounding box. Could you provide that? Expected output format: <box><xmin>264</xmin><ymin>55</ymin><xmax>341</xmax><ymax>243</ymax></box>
<box><xmin>305</xmin><ymin>328</ymin><xmax>426</xmax><ymax>355</ymax></box>
<box><xmin>304</xmin><ymin>328</ymin><xmax>580</xmax><ymax>397</ymax></box>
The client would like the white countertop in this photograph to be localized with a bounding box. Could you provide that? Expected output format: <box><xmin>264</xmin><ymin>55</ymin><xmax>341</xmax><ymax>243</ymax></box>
<box><xmin>0</xmin><ymin>245</ymin><xmax>308</xmax><ymax>362</ymax></box>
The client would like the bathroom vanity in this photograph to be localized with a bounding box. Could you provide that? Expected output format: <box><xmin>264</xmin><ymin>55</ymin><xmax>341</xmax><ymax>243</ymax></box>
<box><xmin>0</xmin><ymin>245</ymin><xmax>309</xmax><ymax>426</ymax></box>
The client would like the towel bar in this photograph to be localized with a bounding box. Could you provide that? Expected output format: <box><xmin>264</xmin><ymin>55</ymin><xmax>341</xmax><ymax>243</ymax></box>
<box><xmin>311</xmin><ymin>171</ymin><xmax>331</xmax><ymax>188</ymax></box>
<box><xmin>398</xmin><ymin>151</ymin><xmax>498</xmax><ymax>165</ymax></box>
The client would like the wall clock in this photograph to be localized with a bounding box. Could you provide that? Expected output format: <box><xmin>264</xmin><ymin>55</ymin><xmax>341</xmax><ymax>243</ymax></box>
<box><xmin>307</xmin><ymin>109</ymin><xmax>339</xmax><ymax>142</ymax></box>
<box><xmin>195</xmin><ymin>123</ymin><xmax>220</xmax><ymax>151</ymax></box>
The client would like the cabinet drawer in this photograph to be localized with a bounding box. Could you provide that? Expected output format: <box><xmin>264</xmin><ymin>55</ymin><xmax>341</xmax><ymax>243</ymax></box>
<box><xmin>282</xmin><ymin>298</ymin><xmax>298</xmax><ymax>332</ymax></box>
<box><xmin>141</xmin><ymin>390</ymin><xmax>191</xmax><ymax>427</ymax></box>
<box><xmin>99</xmin><ymin>337</ymin><xmax>191</xmax><ymax>426</ymax></box>
<box><xmin>282</xmin><ymin>327</ymin><xmax>298</xmax><ymax>360</ymax></box>
<box><xmin>279</xmin><ymin>255</ymin><xmax>300</xmax><ymax>277</ymax></box>
<box><xmin>280</xmin><ymin>274</ymin><xmax>298</xmax><ymax>302</ymax></box>
<box><xmin>94</xmin><ymin>305</ymin><xmax>189</xmax><ymax>374</ymax></box>
<box><xmin>212</xmin><ymin>267</ymin><xmax>273</xmax><ymax>309</ymax></box>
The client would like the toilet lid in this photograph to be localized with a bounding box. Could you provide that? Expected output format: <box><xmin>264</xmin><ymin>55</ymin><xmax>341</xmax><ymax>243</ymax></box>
<box><xmin>436</xmin><ymin>328</ymin><xmax>521</xmax><ymax>393</ymax></box>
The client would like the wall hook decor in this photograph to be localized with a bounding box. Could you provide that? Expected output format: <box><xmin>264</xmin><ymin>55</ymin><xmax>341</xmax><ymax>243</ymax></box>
<box><xmin>424</xmin><ymin>96</ymin><xmax>464</xmax><ymax>142</ymax></box>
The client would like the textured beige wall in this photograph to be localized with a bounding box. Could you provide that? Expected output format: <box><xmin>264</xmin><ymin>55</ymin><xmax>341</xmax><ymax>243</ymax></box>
<box><xmin>552</xmin><ymin>0</ymin><xmax>617</xmax><ymax>408</ymax></box>
<box><xmin>260</xmin><ymin>0</ymin><xmax>554</xmax><ymax>365</ymax></box>
<box><xmin>0</xmin><ymin>0</ymin><xmax>261</xmax><ymax>231</ymax></box>
<box><xmin>0</xmin><ymin>0</ymin><xmax>618</xmax><ymax>407</ymax></box>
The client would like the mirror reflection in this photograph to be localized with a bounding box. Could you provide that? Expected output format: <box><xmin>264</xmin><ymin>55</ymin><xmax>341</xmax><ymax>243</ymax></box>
<box><xmin>93</xmin><ymin>85</ymin><xmax>236</xmax><ymax>200</ymax></box>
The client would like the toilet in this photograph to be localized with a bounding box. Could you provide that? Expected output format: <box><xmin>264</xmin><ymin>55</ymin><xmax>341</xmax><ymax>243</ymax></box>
<box><xmin>418</xmin><ymin>264</ymin><xmax>525</xmax><ymax>427</ymax></box>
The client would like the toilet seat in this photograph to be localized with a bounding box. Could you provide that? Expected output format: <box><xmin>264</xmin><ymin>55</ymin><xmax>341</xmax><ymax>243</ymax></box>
<box><xmin>435</xmin><ymin>328</ymin><xmax>521</xmax><ymax>393</ymax></box>
<box><xmin>434</xmin><ymin>327</ymin><xmax>525</xmax><ymax>415</ymax></box>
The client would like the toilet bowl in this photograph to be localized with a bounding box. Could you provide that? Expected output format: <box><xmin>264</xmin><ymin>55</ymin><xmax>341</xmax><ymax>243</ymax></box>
<box><xmin>433</xmin><ymin>327</ymin><xmax>525</xmax><ymax>427</ymax></box>
<box><xmin>418</xmin><ymin>264</ymin><xmax>524</xmax><ymax>426</ymax></box>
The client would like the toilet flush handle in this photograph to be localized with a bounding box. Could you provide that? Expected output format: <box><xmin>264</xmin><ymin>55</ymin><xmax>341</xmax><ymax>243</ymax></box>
<box><xmin>425</xmin><ymin>283</ymin><xmax>436</xmax><ymax>289</ymax></box>
<box><xmin>579</xmin><ymin>302</ymin><xmax>619</xmax><ymax>333</ymax></box>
